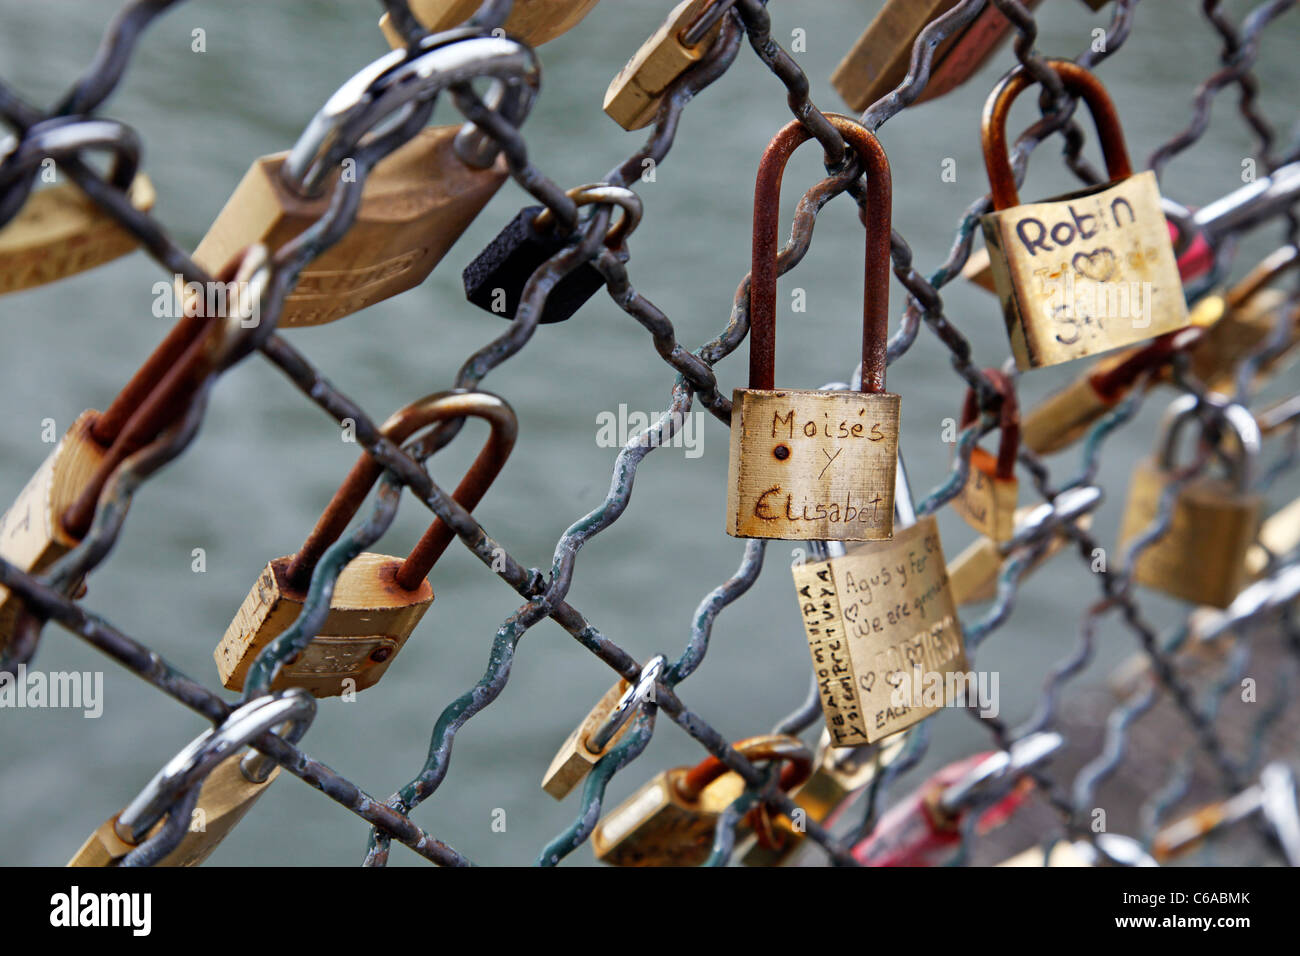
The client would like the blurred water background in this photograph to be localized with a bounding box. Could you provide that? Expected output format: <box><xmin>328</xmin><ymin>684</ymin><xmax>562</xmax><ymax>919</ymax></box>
<box><xmin>0</xmin><ymin>0</ymin><xmax>1297</xmax><ymax>866</ymax></box>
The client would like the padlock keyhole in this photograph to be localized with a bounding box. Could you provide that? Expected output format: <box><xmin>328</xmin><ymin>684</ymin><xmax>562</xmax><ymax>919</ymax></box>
<box><xmin>773</xmin><ymin>444</ymin><xmax>791</xmax><ymax>461</ymax></box>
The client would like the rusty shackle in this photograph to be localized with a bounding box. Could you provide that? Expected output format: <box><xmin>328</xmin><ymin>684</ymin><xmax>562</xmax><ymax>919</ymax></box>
<box><xmin>676</xmin><ymin>734</ymin><xmax>815</xmax><ymax>803</ymax></box>
<box><xmin>982</xmin><ymin>59</ymin><xmax>1134</xmax><ymax>212</ymax></box>
<box><xmin>1225</xmin><ymin>244</ymin><xmax>1300</xmax><ymax>312</ymax></box>
<box><xmin>749</xmin><ymin>114</ymin><xmax>893</xmax><ymax>395</ymax></box>
<box><xmin>283</xmin><ymin>389</ymin><xmax>517</xmax><ymax>595</ymax></box>
<box><xmin>961</xmin><ymin>370</ymin><xmax>1020</xmax><ymax>481</ymax></box>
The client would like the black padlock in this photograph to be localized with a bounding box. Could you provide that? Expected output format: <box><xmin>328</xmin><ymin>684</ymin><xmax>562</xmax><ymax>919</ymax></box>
<box><xmin>462</xmin><ymin>184</ymin><xmax>640</xmax><ymax>324</ymax></box>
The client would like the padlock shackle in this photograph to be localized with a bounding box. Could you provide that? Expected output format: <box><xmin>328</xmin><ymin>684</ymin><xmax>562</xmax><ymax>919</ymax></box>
<box><xmin>283</xmin><ymin>389</ymin><xmax>517</xmax><ymax>594</ymax></box>
<box><xmin>960</xmin><ymin>370</ymin><xmax>1020</xmax><ymax>481</ymax></box>
<box><xmin>0</xmin><ymin>116</ymin><xmax>142</xmax><ymax>194</ymax></box>
<box><xmin>1225</xmin><ymin>244</ymin><xmax>1300</xmax><ymax>312</ymax></box>
<box><xmin>676</xmin><ymin>734</ymin><xmax>814</xmax><ymax>803</ymax></box>
<box><xmin>982</xmin><ymin>59</ymin><xmax>1133</xmax><ymax>212</ymax></box>
<box><xmin>749</xmin><ymin>115</ymin><xmax>892</xmax><ymax>394</ymax></box>
<box><xmin>531</xmin><ymin>183</ymin><xmax>643</xmax><ymax>248</ymax></box>
<box><xmin>1156</xmin><ymin>392</ymin><xmax>1261</xmax><ymax>491</ymax></box>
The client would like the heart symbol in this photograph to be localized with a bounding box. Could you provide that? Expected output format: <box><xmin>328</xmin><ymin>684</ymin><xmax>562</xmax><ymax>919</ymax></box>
<box><xmin>862</xmin><ymin>672</ymin><xmax>875</xmax><ymax>692</ymax></box>
<box><xmin>843</xmin><ymin>603</ymin><xmax>859</xmax><ymax>623</ymax></box>
<box><xmin>1072</xmin><ymin>248</ymin><xmax>1118</xmax><ymax>282</ymax></box>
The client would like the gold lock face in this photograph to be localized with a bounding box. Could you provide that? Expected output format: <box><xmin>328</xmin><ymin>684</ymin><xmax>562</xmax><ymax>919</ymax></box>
<box><xmin>541</xmin><ymin>677</ymin><xmax>632</xmax><ymax>800</ymax></box>
<box><xmin>380</xmin><ymin>0</ymin><xmax>600</xmax><ymax>49</ymax></box>
<box><xmin>0</xmin><ymin>410</ymin><xmax>106</xmax><ymax>643</ymax></box>
<box><xmin>726</xmin><ymin>388</ymin><xmax>899</xmax><ymax>542</ymax></box>
<box><xmin>215</xmin><ymin>553</ymin><xmax>434</xmax><ymax>698</ymax></box>
<box><xmin>1118</xmin><ymin>457</ymin><xmax>1262</xmax><ymax>609</ymax></box>
<box><xmin>68</xmin><ymin>752</ymin><xmax>279</xmax><ymax>867</ymax></box>
<box><xmin>0</xmin><ymin>176</ymin><xmax>155</xmax><ymax>295</ymax></box>
<box><xmin>952</xmin><ymin>447</ymin><xmax>1018</xmax><ymax>542</ymax></box>
<box><xmin>603</xmin><ymin>0</ymin><xmax>721</xmax><ymax>131</ymax></box>
<box><xmin>947</xmin><ymin>505</ymin><xmax>1091</xmax><ymax>606</ymax></box>
<box><xmin>192</xmin><ymin>126</ymin><xmax>506</xmax><ymax>327</ymax></box>
<box><xmin>792</xmin><ymin>516</ymin><xmax>968</xmax><ymax>746</ymax></box>
<box><xmin>981</xmin><ymin>171</ymin><xmax>1190</xmax><ymax>370</ymax></box>
<box><xmin>1192</xmin><ymin>289</ymin><xmax>1292</xmax><ymax>389</ymax></box>
<box><xmin>593</xmin><ymin>768</ymin><xmax>735</xmax><ymax>867</ymax></box>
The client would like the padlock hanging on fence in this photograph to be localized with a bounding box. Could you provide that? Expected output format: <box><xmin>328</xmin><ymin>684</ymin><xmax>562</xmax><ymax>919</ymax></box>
<box><xmin>951</xmin><ymin>371</ymin><xmax>1020</xmax><ymax>543</ymax></box>
<box><xmin>379</xmin><ymin>0</ymin><xmax>600</xmax><ymax>50</ymax></box>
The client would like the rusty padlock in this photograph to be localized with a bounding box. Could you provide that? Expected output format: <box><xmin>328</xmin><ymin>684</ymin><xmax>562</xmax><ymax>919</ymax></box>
<box><xmin>980</xmin><ymin>60</ymin><xmax>1189</xmax><ymax>369</ymax></box>
<box><xmin>952</xmin><ymin>371</ymin><xmax>1020</xmax><ymax>543</ymax></box>
<box><xmin>379</xmin><ymin>0</ymin><xmax>600</xmax><ymax>49</ymax></box>
<box><xmin>592</xmin><ymin>735</ymin><xmax>813</xmax><ymax>867</ymax></box>
<box><xmin>191</xmin><ymin>35</ymin><xmax>538</xmax><ymax>327</ymax></box>
<box><xmin>1118</xmin><ymin>394</ymin><xmax>1263</xmax><ymax>609</ymax></box>
<box><xmin>727</xmin><ymin>115</ymin><xmax>899</xmax><ymax>542</ymax></box>
<box><xmin>215</xmin><ymin>390</ymin><xmax>516</xmax><ymax>698</ymax></box>
<box><xmin>0</xmin><ymin>116</ymin><xmax>155</xmax><ymax>294</ymax></box>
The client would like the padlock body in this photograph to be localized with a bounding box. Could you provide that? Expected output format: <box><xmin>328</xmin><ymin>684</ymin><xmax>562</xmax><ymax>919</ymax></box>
<box><xmin>215</xmin><ymin>553</ymin><xmax>433</xmax><ymax>698</ymax></box>
<box><xmin>1118</xmin><ymin>457</ymin><xmax>1262</xmax><ymax>609</ymax></box>
<box><xmin>0</xmin><ymin>410</ymin><xmax>106</xmax><ymax>642</ymax></box>
<box><xmin>792</xmin><ymin>516</ymin><xmax>968</xmax><ymax>746</ymax></box>
<box><xmin>981</xmin><ymin>171</ymin><xmax>1190</xmax><ymax>369</ymax></box>
<box><xmin>541</xmin><ymin>676</ymin><xmax>632</xmax><ymax>799</ymax></box>
<box><xmin>68</xmin><ymin>755</ymin><xmax>279</xmax><ymax>867</ymax></box>
<box><xmin>726</xmin><ymin>388</ymin><xmax>899</xmax><ymax>542</ymax></box>
<box><xmin>952</xmin><ymin>446</ymin><xmax>1018</xmax><ymax>542</ymax></box>
<box><xmin>1192</xmin><ymin>289</ymin><xmax>1291</xmax><ymax>389</ymax></box>
<box><xmin>193</xmin><ymin>126</ymin><xmax>506</xmax><ymax>327</ymax></box>
<box><xmin>593</xmin><ymin>767</ymin><xmax>735</xmax><ymax>866</ymax></box>
<box><xmin>380</xmin><ymin>0</ymin><xmax>599</xmax><ymax>48</ymax></box>
<box><xmin>0</xmin><ymin>176</ymin><xmax>155</xmax><ymax>295</ymax></box>
<box><xmin>947</xmin><ymin>505</ymin><xmax>1091</xmax><ymax>605</ymax></box>
<box><xmin>603</xmin><ymin>0</ymin><xmax>721</xmax><ymax>131</ymax></box>
<box><xmin>462</xmin><ymin>205</ymin><xmax>627</xmax><ymax>324</ymax></box>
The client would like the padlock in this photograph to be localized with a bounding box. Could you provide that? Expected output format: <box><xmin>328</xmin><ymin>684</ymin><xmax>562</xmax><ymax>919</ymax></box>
<box><xmin>592</xmin><ymin>735</ymin><xmax>812</xmax><ymax>867</ymax></box>
<box><xmin>542</xmin><ymin>655</ymin><xmax>663</xmax><ymax>799</ymax></box>
<box><xmin>741</xmin><ymin>727</ymin><xmax>909</xmax><ymax>866</ymax></box>
<box><xmin>463</xmin><ymin>183</ymin><xmax>640</xmax><ymax>324</ymax></box>
<box><xmin>1247</xmin><ymin>494</ymin><xmax>1300</xmax><ymax>578</ymax></box>
<box><xmin>727</xmin><ymin>116</ymin><xmax>899</xmax><ymax>542</ymax></box>
<box><xmin>1118</xmin><ymin>394</ymin><xmax>1263</xmax><ymax>609</ymax></box>
<box><xmin>947</xmin><ymin>485</ymin><xmax>1100</xmax><ymax>606</ymax></box>
<box><xmin>831</xmin><ymin>0</ymin><xmax>1044</xmax><ymax>113</ymax></box>
<box><xmin>0</xmin><ymin>248</ymin><xmax>268</xmax><ymax>648</ymax></box>
<box><xmin>602</xmin><ymin>0</ymin><xmax>728</xmax><ymax>131</ymax></box>
<box><xmin>952</xmin><ymin>371</ymin><xmax>1019</xmax><ymax>542</ymax></box>
<box><xmin>1153</xmin><ymin>763</ymin><xmax>1300</xmax><ymax>866</ymax></box>
<box><xmin>190</xmin><ymin>36</ymin><xmax>539</xmax><ymax>328</ymax></box>
<box><xmin>980</xmin><ymin>60</ymin><xmax>1190</xmax><ymax>370</ymax></box>
<box><xmin>69</xmin><ymin>689</ymin><xmax>314</xmax><ymax>866</ymax></box>
<box><xmin>215</xmin><ymin>390</ymin><xmax>516</xmax><ymax>698</ymax></box>
<box><xmin>0</xmin><ymin>116</ymin><xmax>156</xmax><ymax>294</ymax></box>
<box><xmin>792</xmin><ymin>453</ymin><xmax>968</xmax><ymax>746</ymax></box>
<box><xmin>379</xmin><ymin>0</ymin><xmax>599</xmax><ymax>50</ymax></box>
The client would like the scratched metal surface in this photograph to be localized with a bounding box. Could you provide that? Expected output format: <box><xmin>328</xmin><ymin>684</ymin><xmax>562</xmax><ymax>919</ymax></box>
<box><xmin>0</xmin><ymin>0</ymin><xmax>1297</xmax><ymax>867</ymax></box>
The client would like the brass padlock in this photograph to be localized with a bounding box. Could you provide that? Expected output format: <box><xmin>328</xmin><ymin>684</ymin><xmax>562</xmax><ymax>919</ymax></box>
<box><xmin>792</xmin><ymin>454</ymin><xmax>969</xmax><ymax>746</ymax></box>
<box><xmin>542</xmin><ymin>655</ymin><xmax>663</xmax><ymax>799</ymax></box>
<box><xmin>727</xmin><ymin>116</ymin><xmax>899</xmax><ymax>542</ymax></box>
<box><xmin>980</xmin><ymin>60</ymin><xmax>1190</xmax><ymax>370</ymax></box>
<box><xmin>379</xmin><ymin>0</ymin><xmax>599</xmax><ymax>49</ymax></box>
<box><xmin>831</xmin><ymin>0</ymin><xmax>1044</xmax><ymax>113</ymax></box>
<box><xmin>602</xmin><ymin>0</ymin><xmax>727</xmax><ymax>131</ymax></box>
<box><xmin>191</xmin><ymin>36</ymin><xmax>539</xmax><ymax>327</ymax></box>
<box><xmin>947</xmin><ymin>485</ymin><xmax>1101</xmax><ymax>607</ymax></box>
<box><xmin>592</xmin><ymin>735</ymin><xmax>812</xmax><ymax>866</ymax></box>
<box><xmin>0</xmin><ymin>249</ymin><xmax>269</xmax><ymax>647</ymax></box>
<box><xmin>215</xmin><ymin>390</ymin><xmax>517</xmax><ymax>697</ymax></box>
<box><xmin>69</xmin><ymin>689</ymin><xmax>314</xmax><ymax>866</ymax></box>
<box><xmin>0</xmin><ymin>117</ymin><xmax>156</xmax><ymax>294</ymax></box>
<box><xmin>1118</xmin><ymin>395</ymin><xmax>1263</xmax><ymax>609</ymax></box>
<box><xmin>952</xmin><ymin>371</ymin><xmax>1019</xmax><ymax>543</ymax></box>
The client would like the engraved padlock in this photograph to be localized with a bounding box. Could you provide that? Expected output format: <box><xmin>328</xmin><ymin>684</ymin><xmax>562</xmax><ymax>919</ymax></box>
<box><xmin>0</xmin><ymin>249</ymin><xmax>268</xmax><ymax>648</ymax></box>
<box><xmin>1118</xmin><ymin>394</ymin><xmax>1263</xmax><ymax>609</ymax></box>
<box><xmin>215</xmin><ymin>390</ymin><xmax>516</xmax><ymax>697</ymax></box>
<box><xmin>0</xmin><ymin>117</ymin><xmax>155</xmax><ymax>294</ymax></box>
<box><xmin>792</xmin><ymin>453</ymin><xmax>968</xmax><ymax>746</ymax></box>
<box><xmin>727</xmin><ymin>115</ymin><xmax>900</xmax><ymax>542</ymax></box>
<box><xmin>191</xmin><ymin>35</ymin><xmax>539</xmax><ymax>327</ymax></box>
<box><xmin>602</xmin><ymin>0</ymin><xmax>729</xmax><ymax>131</ymax></box>
<box><xmin>463</xmin><ymin>183</ymin><xmax>640</xmax><ymax>324</ymax></box>
<box><xmin>831</xmin><ymin>0</ymin><xmax>1044</xmax><ymax>113</ymax></box>
<box><xmin>379</xmin><ymin>0</ymin><xmax>600</xmax><ymax>50</ymax></box>
<box><xmin>980</xmin><ymin>60</ymin><xmax>1190</xmax><ymax>369</ymax></box>
<box><xmin>592</xmin><ymin>735</ymin><xmax>813</xmax><ymax>867</ymax></box>
<box><xmin>68</xmin><ymin>689</ymin><xmax>314</xmax><ymax>867</ymax></box>
<box><xmin>952</xmin><ymin>371</ymin><xmax>1019</xmax><ymax>543</ymax></box>
<box><xmin>541</xmin><ymin>655</ymin><xmax>663</xmax><ymax>799</ymax></box>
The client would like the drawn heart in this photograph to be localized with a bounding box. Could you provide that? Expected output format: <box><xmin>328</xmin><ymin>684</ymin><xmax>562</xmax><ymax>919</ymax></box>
<box><xmin>862</xmin><ymin>672</ymin><xmax>875</xmax><ymax>692</ymax></box>
<box><xmin>1072</xmin><ymin>248</ymin><xmax>1118</xmax><ymax>282</ymax></box>
<box><xmin>842</xmin><ymin>603</ymin><xmax>859</xmax><ymax>623</ymax></box>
